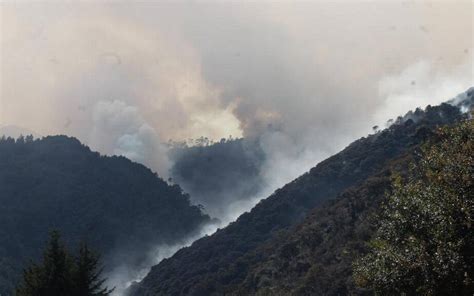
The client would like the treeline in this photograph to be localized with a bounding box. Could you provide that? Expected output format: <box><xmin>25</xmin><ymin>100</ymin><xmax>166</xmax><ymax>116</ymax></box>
<box><xmin>0</xmin><ymin>134</ymin><xmax>36</xmax><ymax>144</ymax></box>
<box><xmin>167</xmin><ymin>135</ymin><xmax>239</xmax><ymax>149</ymax></box>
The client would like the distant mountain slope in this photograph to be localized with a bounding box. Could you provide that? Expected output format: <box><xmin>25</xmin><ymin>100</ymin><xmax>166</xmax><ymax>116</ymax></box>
<box><xmin>169</xmin><ymin>138</ymin><xmax>265</xmax><ymax>219</ymax></box>
<box><xmin>0</xmin><ymin>136</ymin><xmax>210</xmax><ymax>296</ymax></box>
<box><xmin>129</xmin><ymin>90</ymin><xmax>472</xmax><ymax>296</ymax></box>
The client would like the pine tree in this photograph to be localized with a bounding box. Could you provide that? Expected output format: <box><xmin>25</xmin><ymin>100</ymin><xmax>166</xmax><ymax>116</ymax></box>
<box><xmin>16</xmin><ymin>231</ymin><xmax>73</xmax><ymax>296</ymax></box>
<box><xmin>16</xmin><ymin>232</ymin><xmax>113</xmax><ymax>296</ymax></box>
<box><xmin>72</xmin><ymin>243</ymin><xmax>114</xmax><ymax>296</ymax></box>
<box><xmin>15</xmin><ymin>262</ymin><xmax>44</xmax><ymax>296</ymax></box>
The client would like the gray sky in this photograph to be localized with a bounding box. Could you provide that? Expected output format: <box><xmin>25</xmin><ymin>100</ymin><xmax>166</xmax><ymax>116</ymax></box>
<box><xmin>1</xmin><ymin>1</ymin><xmax>473</xmax><ymax>178</ymax></box>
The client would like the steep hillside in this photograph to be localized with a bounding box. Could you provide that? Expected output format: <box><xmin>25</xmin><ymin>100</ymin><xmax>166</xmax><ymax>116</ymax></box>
<box><xmin>0</xmin><ymin>136</ymin><xmax>210</xmax><ymax>295</ymax></box>
<box><xmin>234</xmin><ymin>118</ymin><xmax>473</xmax><ymax>295</ymax></box>
<box><xmin>231</xmin><ymin>161</ymin><xmax>406</xmax><ymax>296</ymax></box>
<box><xmin>129</xmin><ymin>90</ymin><xmax>472</xmax><ymax>296</ymax></box>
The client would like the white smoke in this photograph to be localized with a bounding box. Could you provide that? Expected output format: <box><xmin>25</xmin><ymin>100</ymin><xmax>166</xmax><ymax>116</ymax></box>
<box><xmin>90</xmin><ymin>100</ymin><xmax>170</xmax><ymax>177</ymax></box>
<box><xmin>217</xmin><ymin>53</ymin><xmax>473</xmax><ymax>227</ymax></box>
<box><xmin>107</xmin><ymin>222</ymin><xmax>220</xmax><ymax>296</ymax></box>
<box><xmin>373</xmin><ymin>55</ymin><xmax>474</xmax><ymax>128</ymax></box>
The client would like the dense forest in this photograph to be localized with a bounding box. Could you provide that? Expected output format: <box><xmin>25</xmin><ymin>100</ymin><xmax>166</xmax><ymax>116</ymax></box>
<box><xmin>128</xmin><ymin>94</ymin><xmax>473</xmax><ymax>295</ymax></box>
<box><xmin>0</xmin><ymin>136</ymin><xmax>210</xmax><ymax>295</ymax></box>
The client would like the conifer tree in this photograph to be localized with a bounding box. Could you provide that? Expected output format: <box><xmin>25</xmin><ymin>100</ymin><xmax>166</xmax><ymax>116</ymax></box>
<box><xmin>16</xmin><ymin>231</ymin><xmax>73</xmax><ymax>296</ymax></box>
<box><xmin>16</xmin><ymin>231</ymin><xmax>113</xmax><ymax>296</ymax></box>
<box><xmin>72</xmin><ymin>243</ymin><xmax>114</xmax><ymax>296</ymax></box>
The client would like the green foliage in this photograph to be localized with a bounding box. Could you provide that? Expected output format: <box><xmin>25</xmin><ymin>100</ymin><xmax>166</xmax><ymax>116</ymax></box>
<box><xmin>16</xmin><ymin>231</ymin><xmax>113</xmax><ymax>296</ymax></box>
<box><xmin>353</xmin><ymin>120</ymin><xmax>474</xmax><ymax>295</ymax></box>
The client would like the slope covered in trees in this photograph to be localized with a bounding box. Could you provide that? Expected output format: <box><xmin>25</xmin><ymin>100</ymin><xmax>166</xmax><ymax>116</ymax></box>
<box><xmin>231</xmin><ymin>119</ymin><xmax>473</xmax><ymax>296</ymax></box>
<box><xmin>232</xmin><ymin>167</ymin><xmax>397</xmax><ymax>296</ymax></box>
<box><xmin>129</xmin><ymin>91</ymin><xmax>473</xmax><ymax>295</ymax></box>
<box><xmin>0</xmin><ymin>136</ymin><xmax>210</xmax><ymax>295</ymax></box>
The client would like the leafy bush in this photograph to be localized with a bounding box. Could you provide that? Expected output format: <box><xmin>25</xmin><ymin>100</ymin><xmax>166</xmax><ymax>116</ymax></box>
<box><xmin>354</xmin><ymin>119</ymin><xmax>473</xmax><ymax>295</ymax></box>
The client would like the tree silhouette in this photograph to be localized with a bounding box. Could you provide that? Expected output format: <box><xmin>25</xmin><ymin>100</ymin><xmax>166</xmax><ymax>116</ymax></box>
<box><xmin>16</xmin><ymin>231</ymin><xmax>113</xmax><ymax>296</ymax></box>
<box><xmin>72</xmin><ymin>243</ymin><xmax>114</xmax><ymax>296</ymax></box>
<box><xmin>16</xmin><ymin>231</ymin><xmax>72</xmax><ymax>296</ymax></box>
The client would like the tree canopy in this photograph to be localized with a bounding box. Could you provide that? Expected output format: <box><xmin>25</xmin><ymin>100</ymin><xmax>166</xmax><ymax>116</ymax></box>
<box><xmin>354</xmin><ymin>119</ymin><xmax>473</xmax><ymax>295</ymax></box>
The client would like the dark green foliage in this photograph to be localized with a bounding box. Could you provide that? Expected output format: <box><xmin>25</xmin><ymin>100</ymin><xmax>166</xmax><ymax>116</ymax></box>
<box><xmin>72</xmin><ymin>243</ymin><xmax>114</xmax><ymax>296</ymax></box>
<box><xmin>233</xmin><ymin>172</ymin><xmax>397</xmax><ymax>296</ymax></box>
<box><xmin>353</xmin><ymin>120</ymin><xmax>474</xmax><ymax>295</ymax></box>
<box><xmin>16</xmin><ymin>231</ymin><xmax>73</xmax><ymax>296</ymax></box>
<box><xmin>129</xmin><ymin>100</ymin><xmax>470</xmax><ymax>295</ymax></box>
<box><xmin>0</xmin><ymin>136</ymin><xmax>210</xmax><ymax>295</ymax></box>
<box><xmin>16</xmin><ymin>231</ymin><xmax>113</xmax><ymax>296</ymax></box>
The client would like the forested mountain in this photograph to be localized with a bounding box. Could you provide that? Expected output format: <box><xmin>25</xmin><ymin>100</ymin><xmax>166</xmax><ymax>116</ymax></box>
<box><xmin>169</xmin><ymin>138</ymin><xmax>265</xmax><ymax>219</ymax></box>
<box><xmin>0</xmin><ymin>136</ymin><xmax>210</xmax><ymax>295</ymax></box>
<box><xmin>230</xmin><ymin>118</ymin><xmax>473</xmax><ymax>296</ymax></box>
<box><xmin>128</xmin><ymin>89</ymin><xmax>473</xmax><ymax>296</ymax></box>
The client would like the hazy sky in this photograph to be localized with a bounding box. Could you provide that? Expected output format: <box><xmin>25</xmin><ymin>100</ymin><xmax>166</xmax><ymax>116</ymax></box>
<box><xmin>1</xmin><ymin>1</ymin><xmax>473</xmax><ymax>177</ymax></box>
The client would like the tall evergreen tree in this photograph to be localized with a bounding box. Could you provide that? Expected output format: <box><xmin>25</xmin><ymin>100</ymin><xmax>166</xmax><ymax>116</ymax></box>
<box><xmin>72</xmin><ymin>243</ymin><xmax>114</xmax><ymax>296</ymax></box>
<box><xmin>16</xmin><ymin>231</ymin><xmax>73</xmax><ymax>296</ymax></box>
<box><xmin>16</xmin><ymin>231</ymin><xmax>113</xmax><ymax>296</ymax></box>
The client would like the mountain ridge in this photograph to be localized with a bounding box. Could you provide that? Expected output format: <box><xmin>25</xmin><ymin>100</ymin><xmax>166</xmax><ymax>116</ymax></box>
<box><xmin>0</xmin><ymin>135</ymin><xmax>210</xmax><ymax>296</ymax></box>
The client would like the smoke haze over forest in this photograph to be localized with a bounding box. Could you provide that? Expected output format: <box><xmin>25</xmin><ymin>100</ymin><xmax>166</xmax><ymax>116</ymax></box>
<box><xmin>3</xmin><ymin>1</ymin><xmax>471</xmax><ymax>222</ymax></box>
<box><xmin>2</xmin><ymin>2</ymin><xmax>471</xmax><ymax>168</ymax></box>
<box><xmin>1</xmin><ymin>2</ymin><xmax>472</xmax><ymax>294</ymax></box>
